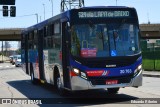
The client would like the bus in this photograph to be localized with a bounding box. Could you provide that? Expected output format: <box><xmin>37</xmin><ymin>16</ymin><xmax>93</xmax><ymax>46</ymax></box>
<box><xmin>21</xmin><ymin>6</ymin><xmax>142</xmax><ymax>95</ymax></box>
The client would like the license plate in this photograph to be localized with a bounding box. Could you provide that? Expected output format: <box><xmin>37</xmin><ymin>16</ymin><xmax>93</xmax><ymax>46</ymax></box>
<box><xmin>106</xmin><ymin>80</ymin><xmax>118</xmax><ymax>85</ymax></box>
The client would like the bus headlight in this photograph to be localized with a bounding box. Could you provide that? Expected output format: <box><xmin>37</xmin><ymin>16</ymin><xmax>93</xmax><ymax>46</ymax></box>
<box><xmin>73</xmin><ymin>68</ymin><xmax>80</xmax><ymax>74</ymax></box>
<box><xmin>81</xmin><ymin>72</ymin><xmax>87</xmax><ymax>79</ymax></box>
<box><xmin>138</xmin><ymin>65</ymin><xmax>142</xmax><ymax>70</ymax></box>
<box><xmin>134</xmin><ymin>64</ymin><xmax>142</xmax><ymax>76</ymax></box>
<box><xmin>72</xmin><ymin>68</ymin><xmax>87</xmax><ymax>79</ymax></box>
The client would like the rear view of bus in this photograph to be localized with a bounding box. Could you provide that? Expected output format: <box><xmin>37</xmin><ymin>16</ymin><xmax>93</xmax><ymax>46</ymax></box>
<box><xmin>69</xmin><ymin>6</ymin><xmax>142</xmax><ymax>93</ymax></box>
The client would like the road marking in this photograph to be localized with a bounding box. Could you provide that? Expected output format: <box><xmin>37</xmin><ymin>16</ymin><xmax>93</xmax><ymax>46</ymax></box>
<box><xmin>6</xmin><ymin>66</ymin><xmax>10</xmax><ymax>68</ymax></box>
<box><xmin>0</xmin><ymin>66</ymin><xmax>2</xmax><ymax>68</ymax></box>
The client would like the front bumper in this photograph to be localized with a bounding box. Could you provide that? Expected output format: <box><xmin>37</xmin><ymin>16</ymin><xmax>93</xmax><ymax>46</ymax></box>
<box><xmin>15</xmin><ymin>62</ymin><xmax>22</xmax><ymax>66</ymax></box>
<box><xmin>70</xmin><ymin>69</ymin><xmax>142</xmax><ymax>91</ymax></box>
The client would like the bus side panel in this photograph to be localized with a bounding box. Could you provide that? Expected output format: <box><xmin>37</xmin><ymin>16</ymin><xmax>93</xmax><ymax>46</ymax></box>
<box><xmin>43</xmin><ymin>50</ymin><xmax>51</xmax><ymax>83</ymax></box>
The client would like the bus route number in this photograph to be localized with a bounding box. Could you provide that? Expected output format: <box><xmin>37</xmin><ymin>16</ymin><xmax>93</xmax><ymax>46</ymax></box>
<box><xmin>120</xmin><ymin>69</ymin><xmax>132</xmax><ymax>74</ymax></box>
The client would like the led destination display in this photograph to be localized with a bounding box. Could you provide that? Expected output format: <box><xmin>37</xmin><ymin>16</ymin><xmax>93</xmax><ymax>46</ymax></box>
<box><xmin>78</xmin><ymin>11</ymin><xmax>130</xmax><ymax>18</ymax></box>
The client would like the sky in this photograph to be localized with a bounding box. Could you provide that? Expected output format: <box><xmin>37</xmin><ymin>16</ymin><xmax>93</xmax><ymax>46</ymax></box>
<box><xmin>0</xmin><ymin>0</ymin><xmax>160</xmax><ymax>49</ymax></box>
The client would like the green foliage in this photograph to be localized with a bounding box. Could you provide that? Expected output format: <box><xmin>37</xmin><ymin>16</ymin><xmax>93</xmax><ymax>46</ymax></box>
<box><xmin>142</xmin><ymin>59</ymin><xmax>154</xmax><ymax>70</ymax></box>
<box><xmin>155</xmin><ymin>60</ymin><xmax>160</xmax><ymax>71</ymax></box>
<box><xmin>141</xmin><ymin>39</ymin><xmax>160</xmax><ymax>71</ymax></box>
<box><xmin>142</xmin><ymin>51</ymin><xmax>160</xmax><ymax>71</ymax></box>
<box><xmin>16</xmin><ymin>49</ymin><xmax>21</xmax><ymax>54</ymax></box>
<box><xmin>143</xmin><ymin>59</ymin><xmax>160</xmax><ymax>71</ymax></box>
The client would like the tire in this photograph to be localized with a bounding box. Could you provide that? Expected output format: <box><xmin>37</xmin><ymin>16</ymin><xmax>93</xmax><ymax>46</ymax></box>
<box><xmin>55</xmin><ymin>72</ymin><xmax>67</xmax><ymax>96</ymax></box>
<box><xmin>107</xmin><ymin>88</ymin><xmax>120</xmax><ymax>94</ymax></box>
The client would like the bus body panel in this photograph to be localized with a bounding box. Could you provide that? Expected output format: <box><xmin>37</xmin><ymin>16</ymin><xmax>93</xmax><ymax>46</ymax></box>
<box><xmin>43</xmin><ymin>49</ymin><xmax>63</xmax><ymax>84</ymax></box>
<box><xmin>70</xmin><ymin>71</ymin><xmax>142</xmax><ymax>90</ymax></box>
<box><xmin>69</xmin><ymin>56</ymin><xmax>142</xmax><ymax>90</ymax></box>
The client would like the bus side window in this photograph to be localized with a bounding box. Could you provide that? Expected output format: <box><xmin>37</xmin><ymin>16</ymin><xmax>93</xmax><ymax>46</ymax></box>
<box><xmin>55</xmin><ymin>35</ymin><xmax>61</xmax><ymax>49</ymax></box>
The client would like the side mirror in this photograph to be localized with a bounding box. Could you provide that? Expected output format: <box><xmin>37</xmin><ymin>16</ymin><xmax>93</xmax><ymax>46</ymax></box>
<box><xmin>67</xmin><ymin>22</ymin><xmax>70</xmax><ymax>27</ymax></box>
<box><xmin>66</xmin><ymin>22</ymin><xmax>71</xmax><ymax>33</ymax></box>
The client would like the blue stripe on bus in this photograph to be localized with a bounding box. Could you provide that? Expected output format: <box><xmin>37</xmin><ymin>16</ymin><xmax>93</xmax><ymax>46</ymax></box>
<box><xmin>70</xmin><ymin>56</ymin><xmax>142</xmax><ymax>77</ymax></box>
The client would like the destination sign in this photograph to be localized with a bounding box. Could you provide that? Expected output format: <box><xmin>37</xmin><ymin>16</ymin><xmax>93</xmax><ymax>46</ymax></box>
<box><xmin>78</xmin><ymin>11</ymin><xmax>130</xmax><ymax>18</ymax></box>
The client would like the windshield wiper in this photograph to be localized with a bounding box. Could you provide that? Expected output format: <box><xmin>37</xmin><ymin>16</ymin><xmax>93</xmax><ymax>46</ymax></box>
<box><xmin>100</xmin><ymin>28</ymin><xmax>105</xmax><ymax>50</ymax></box>
<box><xmin>112</xmin><ymin>31</ymin><xmax>117</xmax><ymax>50</ymax></box>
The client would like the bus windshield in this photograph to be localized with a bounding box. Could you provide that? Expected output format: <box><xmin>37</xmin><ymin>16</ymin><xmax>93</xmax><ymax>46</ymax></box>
<box><xmin>71</xmin><ymin>23</ymin><xmax>140</xmax><ymax>58</ymax></box>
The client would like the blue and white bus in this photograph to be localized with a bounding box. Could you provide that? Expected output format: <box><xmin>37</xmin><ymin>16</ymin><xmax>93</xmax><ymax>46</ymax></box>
<box><xmin>21</xmin><ymin>6</ymin><xmax>142</xmax><ymax>95</ymax></box>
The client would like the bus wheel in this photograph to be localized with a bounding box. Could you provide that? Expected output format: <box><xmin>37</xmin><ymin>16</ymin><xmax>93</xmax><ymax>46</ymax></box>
<box><xmin>56</xmin><ymin>73</ymin><xmax>67</xmax><ymax>96</ymax></box>
<box><xmin>107</xmin><ymin>88</ymin><xmax>119</xmax><ymax>94</ymax></box>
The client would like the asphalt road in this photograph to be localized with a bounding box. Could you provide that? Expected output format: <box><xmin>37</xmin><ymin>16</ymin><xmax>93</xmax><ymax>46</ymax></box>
<box><xmin>0</xmin><ymin>63</ymin><xmax>160</xmax><ymax>107</ymax></box>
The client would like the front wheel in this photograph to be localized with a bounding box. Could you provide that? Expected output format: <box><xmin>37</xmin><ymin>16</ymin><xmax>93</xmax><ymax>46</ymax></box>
<box><xmin>55</xmin><ymin>73</ymin><xmax>67</xmax><ymax>96</ymax></box>
<box><xmin>107</xmin><ymin>88</ymin><xmax>120</xmax><ymax>94</ymax></box>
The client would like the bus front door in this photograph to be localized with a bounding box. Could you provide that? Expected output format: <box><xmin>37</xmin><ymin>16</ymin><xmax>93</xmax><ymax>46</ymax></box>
<box><xmin>62</xmin><ymin>22</ymin><xmax>71</xmax><ymax>89</ymax></box>
<box><xmin>38</xmin><ymin>29</ymin><xmax>45</xmax><ymax>81</ymax></box>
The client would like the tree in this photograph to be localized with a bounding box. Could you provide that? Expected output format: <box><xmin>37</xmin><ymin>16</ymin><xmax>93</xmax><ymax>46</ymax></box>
<box><xmin>16</xmin><ymin>48</ymin><xmax>21</xmax><ymax>54</ymax></box>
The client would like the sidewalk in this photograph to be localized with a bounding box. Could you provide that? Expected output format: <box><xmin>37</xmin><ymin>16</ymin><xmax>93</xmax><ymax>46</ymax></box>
<box><xmin>143</xmin><ymin>71</ymin><xmax>160</xmax><ymax>78</ymax></box>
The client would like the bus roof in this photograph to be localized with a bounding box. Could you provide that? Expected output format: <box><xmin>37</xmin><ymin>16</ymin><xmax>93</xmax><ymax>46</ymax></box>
<box><xmin>22</xmin><ymin>6</ymin><xmax>136</xmax><ymax>33</ymax></box>
<box><xmin>80</xmin><ymin>6</ymin><xmax>134</xmax><ymax>9</ymax></box>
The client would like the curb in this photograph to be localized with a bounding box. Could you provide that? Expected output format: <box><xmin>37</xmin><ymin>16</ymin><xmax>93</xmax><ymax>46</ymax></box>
<box><xmin>143</xmin><ymin>74</ymin><xmax>160</xmax><ymax>78</ymax></box>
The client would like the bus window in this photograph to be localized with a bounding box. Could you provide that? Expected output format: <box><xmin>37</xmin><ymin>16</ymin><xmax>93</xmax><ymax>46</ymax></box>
<box><xmin>54</xmin><ymin>22</ymin><xmax>60</xmax><ymax>34</ymax></box>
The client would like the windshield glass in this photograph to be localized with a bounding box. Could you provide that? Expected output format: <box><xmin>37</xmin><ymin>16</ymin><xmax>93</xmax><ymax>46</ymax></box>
<box><xmin>17</xmin><ymin>56</ymin><xmax>21</xmax><ymax>59</ymax></box>
<box><xmin>71</xmin><ymin>23</ymin><xmax>140</xmax><ymax>58</ymax></box>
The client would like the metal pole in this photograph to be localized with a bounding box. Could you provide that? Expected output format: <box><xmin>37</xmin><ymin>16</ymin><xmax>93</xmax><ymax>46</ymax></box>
<box><xmin>49</xmin><ymin>0</ymin><xmax>53</xmax><ymax>16</ymax></box>
<box><xmin>69</xmin><ymin>0</ymin><xmax>71</xmax><ymax>10</ymax></box>
<box><xmin>35</xmin><ymin>13</ymin><xmax>38</xmax><ymax>23</ymax></box>
<box><xmin>40</xmin><ymin>16</ymin><xmax>41</xmax><ymax>22</ymax></box>
<box><xmin>153</xmin><ymin>43</ymin><xmax>155</xmax><ymax>70</ymax></box>
<box><xmin>43</xmin><ymin>4</ymin><xmax>45</xmax><ymax>20</ymax></box>
<box><xmin>116</xmin><ymin>0</ymin><xmax>117</xmax><ymax>6</ymax></box>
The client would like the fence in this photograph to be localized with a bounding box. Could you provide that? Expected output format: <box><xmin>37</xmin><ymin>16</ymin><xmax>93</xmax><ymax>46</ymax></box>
<box><xmin>141</xmin><ymin>39</ymin><xmax>160</xmax><ymax>71</ymax></box>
